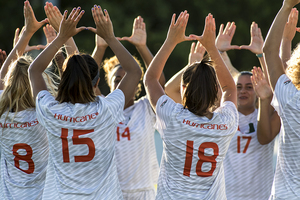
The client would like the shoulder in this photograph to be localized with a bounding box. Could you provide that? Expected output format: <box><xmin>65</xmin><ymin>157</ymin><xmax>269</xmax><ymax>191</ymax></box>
<box><xmin>215</xmin><ymin>101</ymin><xmax>238</xmax><ymax>125</ymax></box>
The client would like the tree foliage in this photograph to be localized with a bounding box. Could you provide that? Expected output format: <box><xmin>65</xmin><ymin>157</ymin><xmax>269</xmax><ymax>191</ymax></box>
<box><xmin>1</xmin><ymin>0</ymin><xmax>299</xmax><ymax>95</ymax></box>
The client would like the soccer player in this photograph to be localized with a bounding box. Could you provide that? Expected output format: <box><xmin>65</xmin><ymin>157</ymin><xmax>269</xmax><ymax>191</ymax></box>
<box><xmin>263</xmin><ymin>0</ymin><xmax>300</xmax><ymax>198</ymax></box>
<box><xmin>28</xmin><ymin>5</ymin><xmax>142</xmax><ymax>199</ymax></box>
<box><xmin>216</xmin><ymin>22</ymin><xmax>281</xmax><ymax>199</ymax></box>
<box><xmin>144</xmin><ymin>12</ymin><xmax>238</xmax><ymax>199</ymax></box>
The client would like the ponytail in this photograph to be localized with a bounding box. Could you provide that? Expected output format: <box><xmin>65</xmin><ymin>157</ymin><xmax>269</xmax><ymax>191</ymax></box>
<box><xmin>56</xmin><ymin>54</ymin><xmax>96</xmax><ymax>104</ymax></box>
<box><xmin>182</xmin><ymin>56</ymin><xmax>218</xmax><ymax>116</ymax></box>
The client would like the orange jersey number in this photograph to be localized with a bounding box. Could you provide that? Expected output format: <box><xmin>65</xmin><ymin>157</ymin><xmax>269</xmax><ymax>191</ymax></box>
<box><xmin>61</xmin><ymin>128</ymin><xmax>95</xmax><ymax>162</ymax></box>
<box><xmin>183</xmin><ymin>140</ymin><xmax>219</xmax><ymax>177</ymax></box>
<box><xmin>13</xmin><ymin>143</ymin><xmax>35</xmax><ymax>174</ymax></box>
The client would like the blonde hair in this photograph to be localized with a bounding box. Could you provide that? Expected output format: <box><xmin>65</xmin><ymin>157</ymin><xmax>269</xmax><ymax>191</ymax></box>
<box><xmin>286</xmin><ymin>43</ymin><xmax>300</xmax><ymax>90</ymax></box>
<box><xmin>0</xmin><ymin>55</ymin><xmax>59</xmax><ymax>120</ymax></box>
<box><xmin>0</xmin><ymin>55</ymin><xmax>35</xmax><ymax>119</ymax></box>
<box><xmin>102</xmin><ymin>55</ymin><xmax>144</xmax><ymax>97</ymax></box>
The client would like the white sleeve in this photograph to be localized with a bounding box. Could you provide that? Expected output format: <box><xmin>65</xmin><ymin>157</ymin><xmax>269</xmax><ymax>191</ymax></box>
<box><xmin>155</xmin><ymin>95</ymin><xmax>177</xmax><ymax>131</ymax></box>
<box><xmin>272</xmin><ymin>74</ymin><xmax>298</xmax><ymax>116</ymax></box>
<box><xmin>216</xmin><ymin>101</ymin><xmax>239</xmax><ymax>132</ymax></box>
<box><xmin>35</xmin><ymin>90</ymin><xmax>56</xmax><ymax>126</ymax></box>
<box><xmin>103</xmin><ymin>89</ymin><xmax>125</xmax><ymax>123</ymax></box>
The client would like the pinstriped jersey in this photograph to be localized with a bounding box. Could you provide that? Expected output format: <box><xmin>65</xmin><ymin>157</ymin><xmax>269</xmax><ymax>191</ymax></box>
<box><xmin>36</xmin><ymin>89</ymin><xmax>125</xmax><ymax>200</ymax></box>
<box><xmin>270</xmin><ymin>74</ymin><xmax>300</xmax><ymax>199</ymax></box>
<box><xmin>0</xmin><ymin>91</ymin><xmax>48</xmax><ymax>199</ymax></box>
<box><xmin>223</xmin><ymin>109</ymin><xmax>274</xmax><ymax>200</ymax></box>
<box><xmin>115</xmin><ymin>96</ymin><xmax>159</xmax><ymax>193</ymax></box>
<box><xmin>155</xmin><ymin>95</ymin><xmax>238</xmax><ymax>200</ymax></box>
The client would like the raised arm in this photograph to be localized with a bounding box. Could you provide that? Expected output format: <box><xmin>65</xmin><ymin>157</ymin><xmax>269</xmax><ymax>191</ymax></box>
<box><xmin>281</xmin><ymin>8</ymin><xmax>299</xmax><ymax>70</ymax></box>
<box><xmin>263</xmin><ymin>0</ymin><xmax>300</xmax><ymax>89</ymax></box>
<box><xmin>92</xmin><ymin>35</ymin><xmax>108</xmax><ymax>67</ymax></box>
<box><xmin>194</xmin><ymin>14</ymin><xmax>237</xmax><ymax>106</ymax></box>
<box><xmin>251</xmin><ymin>67</ymin><xmax>281</xmax><ymax>144</ymax></box>
<box><xmin>0</xmin><ymin>0</ymin><xmax>47</xmax><ymax>90</ymax></box>
<box><xmin>29</xmin><ymin>7</ymin><xmax>85</xmax><ymax>99</ymax></box>
<box><xmin>144</xmin><ymin>11</ymin><xmax>193</xmax><ymax>109</ymax></box>
<box><xmin>45</xmin><ymin>2</ymin><xmax>79</xmax><ymax>55</ymax></box>
<box><xmin>240</xmin><ymin>22</ymin><xmax>270</xmax><ymax>83</ymax></box>
<box><xmin>215</xmin><ymin>22</ymin><xmax>240</xmax><ymax>78</ymax></box>
<box><xmin>88</xmin><ymin>5</ymin><xmax>142</xmax><ymax>105</ymax></box>
<box><xmin>165</xmin><ymin>41</ymin><xmax>205</xmax><ymax>103</ymax></box>
<box><xmin>120</xmin><ymin>16</ymin><xmax>166</xmax><ymax>86</ymax></box>
<box><xmin>13</xmin><ymin>27</ymin><xmax>46</xmax><ymax>53</ymax></box>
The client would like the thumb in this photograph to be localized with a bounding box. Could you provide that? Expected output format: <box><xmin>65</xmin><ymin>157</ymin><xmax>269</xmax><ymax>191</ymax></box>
<box><xmin>76</xmin><ymin>26</ymin><xmax>87</xmax><ymax>33</ymax></box>
<box><xmin>230</xmin><ymin>45</ymin><xmax>241</xmax><ymax>50</ymax></box>
<box><xmin>86</xmin><ymin>27</ymin><xmax>97</xmax><ymax>34</ymax></box>
<box><xmin>240</xmin><ymin>45</ymin><xmax>251</xmax><ymax>50</ymax></box>
<box><xmin>121</xmin><ymin>36</ymin><xmax>131</xmax><ymax>41</ymax></box>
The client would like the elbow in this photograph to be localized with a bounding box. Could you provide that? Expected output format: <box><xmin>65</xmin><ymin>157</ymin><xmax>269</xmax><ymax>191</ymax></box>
<box><xmin>257</xmin><ymin>135</ymin><xmax>273</xmax><ymax>145</ymax></box>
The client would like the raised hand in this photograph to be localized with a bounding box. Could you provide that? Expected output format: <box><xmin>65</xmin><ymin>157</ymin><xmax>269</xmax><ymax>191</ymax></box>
<box><xmin>188</xmin><ymin>41</ymin><xmax>206</xmax><ymax>65</ymax></box>
<box><xmin>43</xmin><ymin>24</ymin><xmax>57</xmax><ymax>45</ymax></box>
<box><xmin>44</xmin><ymin>2</ymin><xmax>63</xmax><ymax>32</ymax></box>
<box><xmin>240</xmin><ymin>22</ymin><xmax>264</xmax><ymax>54</ymax></box>
<box><xmin>57</xmin><ymin>7</ymin><xmax>85</xmax><ymax>41</ymax></box>
<box><xmin>119</xmin><ymin>16</ymin><xmax>147</xmax><ymax>47</ymax></box>
<box><xmin>88</xmin><ymin>5</ymin><xmax>115</xmax><ymax>40</ymax></box>
<box><xmin>215</xmin><ymin>22</ymin><xmax>239</xmax><ymax>51</ymax></box>
<box><xmin>251</xmin><ymin>67</ymin><xmax>273</xmax><ymax>100</ymax></box>
<box><xmin>13</xmin><ymin>27</ymin><xmax>46</xmax><ymax>52</ymax></box>
<box><xmin>0</xmin><ymin>49</ymin><xmax>7</xmax><ymax>67</ymax></box>
<box><xmin>24</xmin><ymin>0</ymin><xmax>48</xmax><ymax>35</ymax></box>
<box><xmin>192</xmin><ymin>13</ymin><xmax>216</xmax><ymax>51</ymax></box>
<box><xmin>166</xmin><ymin>11</ymin><xmax>193</xmax><ymax>45</ymax></box>
<box><xmin>283</xmin><ymin>8</ymin><xmax>299</xmax><ymax>41</ymax></box>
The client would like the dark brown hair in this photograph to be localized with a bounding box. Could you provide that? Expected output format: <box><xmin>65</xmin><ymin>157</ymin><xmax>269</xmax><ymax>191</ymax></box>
<box><xmin>182</xmin><ymin>56</ymin><xmax>218</xmax><ymax>116</ymax></box>
<box><xmin>56</xmin><ymin>54</ymin><xmax>96</xmax><ymax>104</ymax></box>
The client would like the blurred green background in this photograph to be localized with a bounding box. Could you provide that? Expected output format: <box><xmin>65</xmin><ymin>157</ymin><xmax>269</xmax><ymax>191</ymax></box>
<box><xmin>0</xmin><ymin>0</ymin><xmax>298</xmax><ymax>95</ymax></box>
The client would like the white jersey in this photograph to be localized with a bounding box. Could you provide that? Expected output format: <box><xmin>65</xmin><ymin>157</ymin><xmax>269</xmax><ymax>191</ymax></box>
<box><xmin>224</xmin><ymin>109</ymin><xmax>274</xmax><ymax>200</ymax></box>
<box><xmin>115</xmin><ymin>96</ymin><xmax>159</xmax><ymax>195</ymax></box>
<box><xmin>270</xmin><ymin>74</ymin><xmax>300</xmax><ymax>199</ymax></box>
<box><xmin>0</xmin><ymin>91</ymin><xmax>48</xmax><ymax>199</ymax></box>
<box><xmin>155</xmin><ymin>95</ymin><xmax>238</xmax><ymax>200</ymax></box>
<box><xmin>36</xmin><ymin>89</ymin><xmax>125</xmax><ymax>200</ymax></box>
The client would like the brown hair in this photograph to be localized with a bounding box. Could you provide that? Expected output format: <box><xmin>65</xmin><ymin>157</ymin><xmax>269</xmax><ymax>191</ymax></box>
<box><xmin>0</xmin><ymin>56</ymin><xmax>35</xmax><ymax>118</ymax></box>
<box><xmin>56</xmin><ymin>54</ymin><xmax>96</xmax><ymax>104</ymax></box>
<box><xmin>182</xmin><ymin>56</ymin><xmax>218</xmax><ymax>116</ymax></box>
<box><xmin>287</xmin><ymin>43</ymin><xmax>300</xmax><ymax>89</ymax></box>
<box><xmin>102</xmin><ymin>55</ymin><xmax>144</xmax><ymax>98</ymax></box>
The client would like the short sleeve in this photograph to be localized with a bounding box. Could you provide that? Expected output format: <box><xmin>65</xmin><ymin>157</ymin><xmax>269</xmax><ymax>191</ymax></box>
<box><xmin>35</xmin><ymin>90</ymin><xmax>57</xmax><ymax>126</ymax></box>
<box><xmin>103</xmin><ymin>89</ymin><xmax>125</xmax><ymax>123</ymax></box>
<box><xmin>216</xmin><ymin>101</ymin><xmax>238</xmax><ymax>131</ymax></box>
<box><xmin>155</xmin><ymin>95</ymin><xmax>177</xmax><ymax>131</ymax></box>
<box><xmin>272</xmin><ymin>74</ymin><xmax>298</xmax><ymax>116</ymax></box>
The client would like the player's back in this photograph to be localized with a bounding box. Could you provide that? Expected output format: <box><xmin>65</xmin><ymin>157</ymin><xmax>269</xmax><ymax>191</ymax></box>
<box><xmin>0</xmin><ymin>108</ymin><xmax>48</xmax><ymax>200</ymax></box>
<box><xmin>155</xmin><ymin>95</ymin><xmax>238</xmax><ymax>200</ymax></box>
<box><xmin>36</xmin><ymin>89</ymin><xmax>125</xmax><ymax>200</ymax></box>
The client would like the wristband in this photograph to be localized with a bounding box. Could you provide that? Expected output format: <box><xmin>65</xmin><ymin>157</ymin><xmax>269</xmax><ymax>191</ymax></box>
<box><xmin>256</xmin><ymin>53</ymin><xmax>263</xmax><ymax>58</ymax></box>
